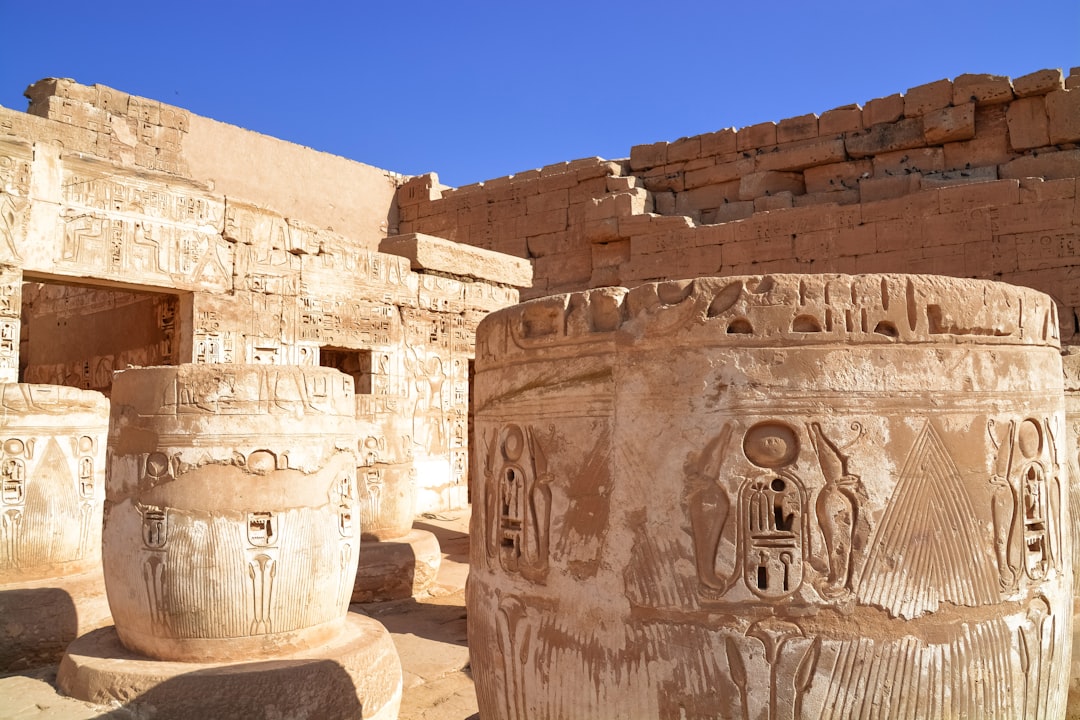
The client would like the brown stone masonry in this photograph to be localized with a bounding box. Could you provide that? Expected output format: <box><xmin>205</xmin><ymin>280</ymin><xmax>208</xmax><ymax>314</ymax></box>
<box><xmin>399</xmin><ymin>68</ymin><xmax>1080</xmax><ymax>342</ymax></box>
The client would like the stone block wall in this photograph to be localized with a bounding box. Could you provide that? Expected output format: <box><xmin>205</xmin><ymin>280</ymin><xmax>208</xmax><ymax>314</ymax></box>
<box><xmin>398</xmin><ymin>67</ymin><xmax>1080</xmax><ymax>342</ymax></box>
<box><xmin>21</xmin><ymin>78</ymin><xmax>401</xmax><ymax>248</ymax></box>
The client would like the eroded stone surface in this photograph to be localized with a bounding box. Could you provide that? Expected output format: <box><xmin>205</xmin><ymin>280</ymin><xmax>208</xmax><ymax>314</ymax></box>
<box><xmin>469</xmin><ymin>274</ymin><xmax>1071</xmax><ymax>719</ymax></box>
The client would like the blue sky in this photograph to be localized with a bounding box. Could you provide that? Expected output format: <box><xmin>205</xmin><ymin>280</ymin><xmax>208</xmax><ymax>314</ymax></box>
<box><xmin>0</xmin><ymin>1</ymin><xmax>1076</xmax><ymax>187</ymax></box>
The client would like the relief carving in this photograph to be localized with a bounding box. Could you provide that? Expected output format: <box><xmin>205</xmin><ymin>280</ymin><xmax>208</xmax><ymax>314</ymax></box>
<box><xmin>858</xmin><ymin>421</ymin><xmax>998</xmax><ymax>618</ymax></box>
<box><xmin>483</xmin><ymin>424</ymin><xmax>551</xmax><ymax>582</ymax></box>
<box><xmin>807</xmin><ymin>422</ymin><xmax>866</xmax><ymax>599</ymax></box>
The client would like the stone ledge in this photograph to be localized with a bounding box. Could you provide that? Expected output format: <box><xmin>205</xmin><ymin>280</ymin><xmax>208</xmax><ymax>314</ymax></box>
<box><xmin>380</xmin><ymin>232</ymin><xmax>533</xmax><ymax>288</ymax></box>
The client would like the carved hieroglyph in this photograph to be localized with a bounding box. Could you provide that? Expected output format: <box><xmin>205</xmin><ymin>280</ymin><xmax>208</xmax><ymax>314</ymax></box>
<box><xmin>0</xmin><ymin>384</ymin><xmax>109</xmax><ymax>581</ymax></box>
<box><xmin>469</xmin><ymin>274</ymin><xmax>1072</xmax><ymax>720</ymax></box>
<box><xmin>103</xmin><ymin>364</ymin><xmax>361</xmax><ymax>662</ymax></box>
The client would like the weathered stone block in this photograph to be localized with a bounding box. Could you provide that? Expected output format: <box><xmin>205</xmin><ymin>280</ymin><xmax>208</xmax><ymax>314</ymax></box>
<box><xmin>862</xmin><ymin>93</ymin><xmax>905</xmax><ymax>126</ymax></box>
<box><xmin>845</xmin><ymin>118</ymin><xmax>926</xmax><ymax>158</ymax></box>
<box><xmin>997</xmin><ymin>148</ymin><xmax>1080</xmax><ymax>181</ymax></box>
<box><xmin>736</xmin><ymin>121</ymin><xmax>777</xmax><ymax>152</ymax></box>
<box><xmin>700</xmin><ymin>127</ymin><xmax>738</xmax><ymax>158</ymax></box>
<box><xmin>755</xmin><ymin>137</ymin><xmax>847</xmax><ymax>172</ymax></box>
<box><xmin>804</xmin><ymin>159</ymin><xmax>872</xmax><ymax>193</ymax></box>
<box><xmin>1013</xmin><ymin>68</ymin><xmax>1065</xmax><ymax>97</ymax></box>
<box><xmin>776</xmin><ymin>113</ymin><xmax>819</xmax><ymax>143</ymax></box>
<box><xmin>1006</xmin><ymin>96</ymin><xmax>1051</xmax><ymax>150</ymax></box>
<box><xmin>922</xmin><ymin>102</ymin><xmax>976</xmax><ymax>144</ymax></box>
<box><xmin>630</xmin><ymin>141</ymin><xmax>668</xmax><ymax>171</ymax></box>
<box><xmin>380</xmin><ymin>232</ymin><xmax>533</xmax><ymax>287</ymax></box>
<box><xmin>667</xmin><ymin>136</ymin><xmax>702</xmax><ymax>164</ymax></box>
<box><xmin>952</xmin><ymin>73</ymin><xmax>1015</xmax><ymax>105</ymax></box>
<box><xmin>818</xmin><ymin>104</ymin><xmax>864</xmax><ymax>135</ymax></box>
<box><xmin>1046</xmin><ymin>89</ymin><xmax>1080</xmax><ymax>144</ymax></box>
<box><xmin>904</xmin><ymin>78</ymin><xmax>953</xmax><ymax>116</ymax></box>
<box><xmin>705</xmin><ymin>200</ymin><xmax>755</xmax><ymax>224</ymax></box>
<box><xmin>738</xmin><ymin>171</ymin><xmax>805</xmax><ymax>200</ymax></box>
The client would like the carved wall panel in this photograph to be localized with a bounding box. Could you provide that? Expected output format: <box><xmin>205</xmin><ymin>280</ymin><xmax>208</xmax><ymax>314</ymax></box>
<box><xmin>46</xmin><ymin>158</ymin><xmax>231</xmax><ymax>292</ymax></box>
<box><xmin>0</xmin><ymin>140</ymin><xmax>31</xmax><ymax>268</ymax></box>
<box><xmin>0</xmin><ymin>384</ymin><xmax>108</xmax><ymax>582</ymax></box>
<box><xmin>103</xmin><ymin>364</ymin><xmax>360</xmax><ymax>662</ymax></box>
<box><xmin>469</xmin><ymin>275</ymin><xmax>1071</xmax><ymax>720</ymax></box>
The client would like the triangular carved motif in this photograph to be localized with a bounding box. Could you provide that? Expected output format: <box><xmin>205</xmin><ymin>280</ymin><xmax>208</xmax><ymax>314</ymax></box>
<box><xmin>858</xmin><ymin>422</ymin><xmax>998</xmax><ymax>618</ymax></box>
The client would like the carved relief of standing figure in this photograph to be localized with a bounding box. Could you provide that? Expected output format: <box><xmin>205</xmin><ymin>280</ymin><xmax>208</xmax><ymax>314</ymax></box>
<box><xmin>807</xmin><ymin>422</ymin><xmax>866</xmax><ymax>598</ymax></box>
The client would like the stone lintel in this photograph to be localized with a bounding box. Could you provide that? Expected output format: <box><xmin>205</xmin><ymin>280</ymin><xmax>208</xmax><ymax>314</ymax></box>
<box><xmin>380</xmin><ymin>233</ymin><xmax>533</xmax><ymax>288</ymax></box>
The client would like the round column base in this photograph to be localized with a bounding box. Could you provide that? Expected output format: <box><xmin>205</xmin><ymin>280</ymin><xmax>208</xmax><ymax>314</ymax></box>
<box><xmin>57</xmin><ymin>613</ymin><xmax>402</xmax><ymax>720</ymax></box>
<box><xmin>351</xmin><ymin>528</ymin><xmax>442</xmax><ymax>603</ymax></box>
<box><xmin>0</xmin><ymin>569</ymin><xmax>112</xmax><ymax>672</ymax></box>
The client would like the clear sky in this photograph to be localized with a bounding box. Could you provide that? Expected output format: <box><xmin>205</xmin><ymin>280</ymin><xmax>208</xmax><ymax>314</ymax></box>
<box><xmin>0</xmin><ymin>1</ymin><xmax>1076</xmax><ymax>188</ymax></box>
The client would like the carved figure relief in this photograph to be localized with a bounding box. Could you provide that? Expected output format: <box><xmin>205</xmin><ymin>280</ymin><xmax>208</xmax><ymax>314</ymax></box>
<box><xmin>807</xmin><ymin>422</ymin><xmax>866</xmax><ymax>599</ymax></box>
<box><xmin>495</xmin><ymin>593</ymin><xmax>534</xmax><ymax>720</ymax></box>
<box><xmin>686</xmin><ymin>425</ymin><xmax>735</xmax><ymax>592</ymax></box>
<box><xmin>483</xmin><ymin>424</ymin><xmax>551</xmax><ymax>582</ymax></box>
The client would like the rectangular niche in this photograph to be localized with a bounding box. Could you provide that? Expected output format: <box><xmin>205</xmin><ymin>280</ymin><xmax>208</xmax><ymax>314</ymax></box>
<box><xmin>320</xmin><ymin>347</ymin><xmax>373</xmax><ymax>394</ymax></box>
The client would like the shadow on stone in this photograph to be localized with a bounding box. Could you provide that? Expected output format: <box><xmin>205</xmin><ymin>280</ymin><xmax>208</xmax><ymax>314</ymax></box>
<box><xmin>0</xmin><ymin>586</ymin><xmax>78</xmax><ymax>671</ymax></box>
<box><xmin>90</xmin><ymin>659</ymin><xmax>365</xmax><ymax>720</ymax></box>
<box><xmin>352</xmin><ymin>596</ymin><xmax>468</xmax><ymax>649</ymax></box>
<box><xmin>413</xmin><ymin>519</ymin><xmax>469</xmax><ymax>564</ymax></box>
<box><xmin>60</xmin><ymin>627</ymin><xmax>374</xmax><ymax>720</ymax></box>
<box><xmin>353</xmin><ymin>528</ymin><xmax>443</xmax><ymax>603</ymax></box>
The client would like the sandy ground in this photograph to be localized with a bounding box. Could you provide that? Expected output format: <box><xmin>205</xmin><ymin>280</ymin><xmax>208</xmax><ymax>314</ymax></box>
<box><xmin>0</xmin><ymin>511</ymin><xmax>478</xmax><ymax>720</ymax></box>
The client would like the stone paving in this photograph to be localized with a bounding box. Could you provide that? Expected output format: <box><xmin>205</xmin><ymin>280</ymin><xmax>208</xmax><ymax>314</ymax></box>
<box><xmin>0</xmin><ymin>511</ymin><xmax>478</xmax><ymax>720</ymax></box>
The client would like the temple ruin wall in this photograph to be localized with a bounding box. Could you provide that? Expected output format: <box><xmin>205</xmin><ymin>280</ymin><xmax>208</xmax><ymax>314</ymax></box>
<box><xmin>397</xmin><ymin>67</ymin><xmax>1080</xmax><ymax>343</ymax></box>
<box><xmin>22</xmin><ymin>79</ymin><xmax>399</xmax><ymax>247</ymax></box>
<box><xmin>1</xmin><ymin>84</ymin><xmax>530</xmax><ymax>513</ymax></box>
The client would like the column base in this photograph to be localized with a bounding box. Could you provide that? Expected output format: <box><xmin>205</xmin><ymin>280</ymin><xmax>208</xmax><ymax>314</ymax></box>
<box><xmin>0</xmin><ymin>569</ymin><xmax>112</xmax><ymax>672</ymax></box>
<box><xmin>57</xmin><ymin>613</ymin><xmax>402</xmax><ymax>720</ymax></box>
<box><xmin>352</xmin><ymin>528</ymin><xmax>442</xmax><ymax>603</ymax></box>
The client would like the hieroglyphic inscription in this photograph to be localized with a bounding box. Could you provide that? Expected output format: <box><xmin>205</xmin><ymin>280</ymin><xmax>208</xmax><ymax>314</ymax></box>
<box><xmin>483</xmin><ymin>424</ymin><xmax>551</xmax><ymax>582</ymax></box>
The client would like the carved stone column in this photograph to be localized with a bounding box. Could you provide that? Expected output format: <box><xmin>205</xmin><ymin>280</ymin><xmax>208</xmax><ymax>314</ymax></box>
<box><xmin>352</xmin><ymin>396</ymin><xmax>441</xmax><ymax>603</ymax></box>
<box><xmin>0</xmin><ymin>384</ymin><xmax>110</xmax><ymax>670</ymax></box>
<box><xmin>469</xmin><ymin>275</ymin><xmax>1072</xmax><ymax>720</ymax></box>
<box><xmin>1064</xmin><ymin>350</ymin><xmax>1080</xmax><ymax>718</ymax></box>
<box><xmin>57</xmin><ymin>364</ymin><xmax>402</xmax><ymax>719</ymax></box>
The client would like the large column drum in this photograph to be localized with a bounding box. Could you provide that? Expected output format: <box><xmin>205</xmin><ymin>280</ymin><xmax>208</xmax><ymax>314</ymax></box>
<box><xmin>469</xmin><ymin>274</ymin><xmax>1072</xmax><ymax>719</ymax></box>
<box><xmin>103</xmin><ymin>364</ymin><xmax>360</xmax><ymax>662</ymax></box>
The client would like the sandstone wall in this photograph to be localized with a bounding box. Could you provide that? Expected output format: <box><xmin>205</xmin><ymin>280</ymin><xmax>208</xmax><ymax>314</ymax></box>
<box><xmin>1</xmin><ymin>85</ymin><xmax>528</xmax><ymax>512</ymax></box>
<box><xmin>21</xmin><ymin>78</ymin><xmax>400</xmax><ymax>248</ymax></box>
<box><xmin>398</xmin><ymin>67</ymin><xmax>1080</xmax><ymax>342</ymax></box>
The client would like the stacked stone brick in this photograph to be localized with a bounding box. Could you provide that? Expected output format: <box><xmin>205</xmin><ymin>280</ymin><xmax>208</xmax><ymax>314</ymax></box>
<box><xmin>398</xmin><ymin>68</ymin><xmax>1080</xmax><ymax>342</ymax></box>
<box><xmin>25</xmin><ymin>79</ymin><xmax>189</xmax><ymax>175</ymax></box>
